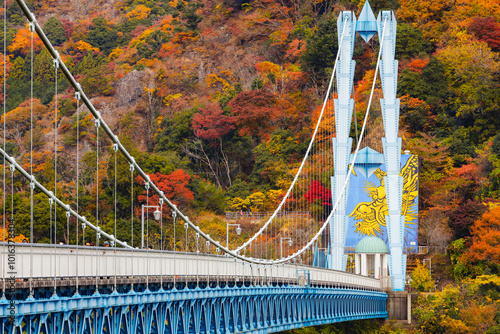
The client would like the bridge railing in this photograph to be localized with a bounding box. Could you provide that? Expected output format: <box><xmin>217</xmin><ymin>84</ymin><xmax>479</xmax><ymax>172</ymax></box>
<box><xmin>2</xmin><ymin>243</ymin><xmax>382</xmax><ymax>290</ymax></box>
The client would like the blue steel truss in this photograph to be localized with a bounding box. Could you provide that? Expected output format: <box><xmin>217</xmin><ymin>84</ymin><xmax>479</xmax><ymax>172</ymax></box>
<box><xmin>0</xmin><ymin>286</ymin><xmax>387</xmax><ymax>334</ymax></box>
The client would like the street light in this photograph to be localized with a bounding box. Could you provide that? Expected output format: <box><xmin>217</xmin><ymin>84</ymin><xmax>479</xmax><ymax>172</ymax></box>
<box><xmin>226</xmin><ymin>223</ymin><xmax>242</xmax><ymax>249</ymax></box>
<box><xmin>141</xmin><ymin>205</ymin><xmax>161</xmax><ymax>249</ymax></box>
<box><xmin>280</xmin><ymin>237</ymin><xmax>293</xmax><ymax>258</ymax></box>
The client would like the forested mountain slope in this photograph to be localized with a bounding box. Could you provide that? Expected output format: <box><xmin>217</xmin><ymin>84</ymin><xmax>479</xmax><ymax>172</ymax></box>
<box><xmin>0</xmin><ymin>0</ymin><xmax>499</xmax><ymax>291</ymax></box>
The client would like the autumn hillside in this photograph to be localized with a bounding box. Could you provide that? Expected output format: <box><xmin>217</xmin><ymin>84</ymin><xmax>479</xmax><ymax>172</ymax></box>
<box><xmin>1</xmin><ymin>0</ymin><xmax>500</xmax><ymax>327</ymax></box>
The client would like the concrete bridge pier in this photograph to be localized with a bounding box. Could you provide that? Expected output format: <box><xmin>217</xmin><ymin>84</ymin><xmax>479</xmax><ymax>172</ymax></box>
<box><xmin>386</xmin><ymin>291</ymin><xmax>411</xmax><ymax>324</ymax></box>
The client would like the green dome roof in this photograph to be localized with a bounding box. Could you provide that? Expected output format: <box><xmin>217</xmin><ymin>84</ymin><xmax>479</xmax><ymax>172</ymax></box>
<box><xmin>355</xmin><ymin>236</ymin><xmax>388</xmax><ymax>254</ymax></box>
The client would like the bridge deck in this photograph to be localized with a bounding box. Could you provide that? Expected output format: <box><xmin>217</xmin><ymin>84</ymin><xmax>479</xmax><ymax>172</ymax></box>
<box><xmin>1</xmin><ymin>243</ymin><xmax>382</xmax><ymax>291</ymax></box>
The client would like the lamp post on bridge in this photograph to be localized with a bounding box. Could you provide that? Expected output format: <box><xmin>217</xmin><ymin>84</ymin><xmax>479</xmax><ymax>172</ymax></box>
<box><xmin>226</xmin><ymin>223</ymin><xmax>242</xmax><ymax>249</ymax></box>
<box><xmin>141</xmin><ymin>205</ymin><xmax>161</xmax><ymax>249</ymax></box>
<box><xmin>280</xmin><ymin>237</ymin><xmax>293</xmax><ymax>259</ymax></box>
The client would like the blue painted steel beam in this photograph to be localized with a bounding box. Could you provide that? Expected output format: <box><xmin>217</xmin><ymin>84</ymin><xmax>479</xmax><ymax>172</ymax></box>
<box><xmin>0</xmin><ymin>286</ymin><xmax>387</xmax><ymax>334</ymax></box>
<box><xmin>377</xmin><ymin>10</ymin><xmax>406</xmax><ymax>291</ymax></box>
<box><xmin>330</xmin><ymin>10</ymin><xmax>357</xmax><ymax>272</ymax></box>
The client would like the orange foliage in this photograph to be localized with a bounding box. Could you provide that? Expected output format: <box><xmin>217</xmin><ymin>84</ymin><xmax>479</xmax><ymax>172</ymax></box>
<box><xmin>0</xmin><ymin>53</ymin><xmax>11</xmax><ymax>80</ymax></box>
<box><xmin>285</xmin><ymin>39</ymin><xmax>305</xmax><ymax>62</ymax></box>
<box><xmin>159</xmin><ymin>42</ymin><xmax>181</xmax><ymax>58</ymax></box>
<box><xmin>171</xmin><ymin>31</ymin><xmax>198</xmax><ymax>44</ymax></box>
<box><xmin>8</xmin><ymin>27</ymin><xmax>44</xmax><ymax>55</ymax></box>
<box><xmin>255</xmin><ymin>61</ymin><xmax>303</xmax><ymax>97</ymax></box>
<box><xmin>407</xmin><ymin>97</ymin><xmax>426</xmax><ymax>109</ymax></box>
<box><xmin>452</xmin><ymin>0</ymin><xmax>500</xmax><ymax>27</ymax></box>
<box><xmin>355</xmin><ymin>69</ymin><xmax>382</xmax><ymax>111</ymax></box>
<box><xmin>459</xmin><ymin>302</ymin><xmax>498</xmax><ymax>333</ymax></box>
<box><xmin>74</xmin><ymin>40</ymin><xmax>99</xmax><ymax>53</ymax></box>
<box><xmin>398</xmin><ymin>0</ymin><xmax>500</xmax><ymax>43</ymax></box>
<box><xmin>137</xmin><ymin>58</ymin><xmax>161</xmax><ymax>68</ymax></box>
<box><xmin>204</xmin><ymin>68</ymin><xmax>236</xmax><ymax>96</ymax></box>
<box><xmin>311</xmin><ymin>98</ymin><xmax>335</xmax><ymax>142</ymax></box>
<box><xmin>0</xmin><ymin>226</ymin><xmax>28</xmax><ymax>243</ymax></box>
<box><xmin>71</xmin><ymin>19</ymin><xmax>93</xmax><ymax>41</ymax></box>
<box><xmin>399</xmin><ymin>94</ymin><xmax>435</xmax><ymax>131</ymax></box>
<box><xmin>408</xmin><ymin>58</ymin><xmax>429</xmax><ymax>74</ymax></box>
<box><xmin>136</xmin><ymin>170</ymin><xmax>195</xmax><ymax>211</ymax></box>
<box><xmin>63</xmin><ymin>40</ymin><xmax>100</xmax><ymax>62</ymax></box>
<box><xmin>158</xmin><ymin>15</ymin><xmax>175</xmax><ymax>33</ymax></box>
<box><xmin>0</xmin><ymin>98</ymin><xmax>48</xmax><ymax>129</ymax></box>
<box><xmin>0</xmin><ymin>53</ymin><xmax>11</xmax><ymax>105</ymax></box>
<box><xmin>454</xmin><ymin>162</ymin><xmax>481</xmax><ymax>181</ymax></box>
<box><xmin>269</xmin><ymin>21</ymin><xmax>294</xmax><ymax>46</ymax></box>
<box><xmin>463</xmin><ymin>206</ymin><xmax>500</xmax><ymax>264</ymax></box>
<box><xmin>228</xmin><ymin>90</ymin><xmax>282</xmax><ymax>141</ymax></box>
<box><xmin>397</xmin><ymin>0</ymin><xmax>454</xmax><ymax>25</ymax></box>
<box><xmin>126</xmin><ymin>4</ymin><xmax>151</xmax><ymax>20</ymax></box>
<box><xmin>22</xmin><ymin>151</ymin><xmax>52</xmax><ymax>173</ymax></box>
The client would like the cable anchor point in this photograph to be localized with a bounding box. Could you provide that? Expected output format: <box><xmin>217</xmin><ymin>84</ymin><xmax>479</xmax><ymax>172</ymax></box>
<box><xmin>52</xmin><ymin>52</ymin><xmax>60</xmax><ymax>69</ymax></box>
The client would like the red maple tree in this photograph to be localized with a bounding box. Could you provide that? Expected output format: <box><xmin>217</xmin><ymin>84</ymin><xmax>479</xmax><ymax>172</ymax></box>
<box><xmin>304</xmin><ymin>180</ymin><xmax>331</xmax><ymax>206</ymax></box>
<box><xmin>191</xmin><ymin>103</ymin><xmax>236</xmax><ymax>141</ymax></box>
<box><xmin>136</xmin><ymin>169</ymin><xmax>195</xmax><ymax>215</ymax></box>
<box><xmin>469</xmin><ymin>17</ymin><xmax>500</xmax><ymax>52</ymax></box>
<box><xmin>228</xmin><ymin>90</ymin><xmax>282</xmax><ymax>141</ymax></box>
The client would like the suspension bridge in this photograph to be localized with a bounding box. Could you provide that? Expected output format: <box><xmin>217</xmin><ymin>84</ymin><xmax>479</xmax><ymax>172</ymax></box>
<box><xmin>0</xmin><ymin>0</ymin><xmax>410</xmax><ymax>333</ymax></box>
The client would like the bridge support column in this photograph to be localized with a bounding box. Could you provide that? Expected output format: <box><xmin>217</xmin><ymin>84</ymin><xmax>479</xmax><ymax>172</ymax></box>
<box><xmin>374</xmin><ymin>253</ymin><xmax>381</xmax><ymax>279</ymax></box>
<box><xmin>330</xmin><ymin>10</ymin><xmax>357</xmax><ymax>271</ymax></box>
<box><xmin>378</xmin><ymin>11</ymin><xmax>407</xmax><ymax>291</ymax></box>
<box><xmin>360</xmin><ymin>254</ymin><xmax>367</xmax><ymax>276</ymax></box>
<box><xmin>354</xmin><ymin>254</ymin><xmax>360</xmax><ymax>275</ymax></box>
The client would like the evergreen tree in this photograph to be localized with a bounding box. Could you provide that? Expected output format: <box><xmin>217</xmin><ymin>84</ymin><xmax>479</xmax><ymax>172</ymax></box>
<box><xmin>44</xmin><ymin>16</ymin><xmax>67</xmax><ymax>46</ymax></box>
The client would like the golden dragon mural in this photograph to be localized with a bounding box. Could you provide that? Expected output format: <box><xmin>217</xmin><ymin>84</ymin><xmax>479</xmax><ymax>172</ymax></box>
<box><xmin>349</xmin><ymin>155</ymin><xmax>418</xmax><ymax>236</ymax></box>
